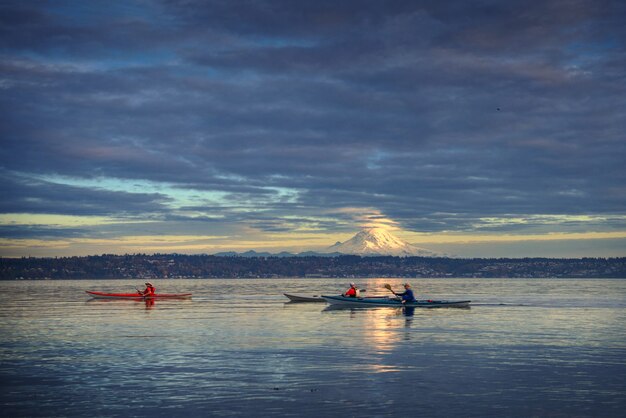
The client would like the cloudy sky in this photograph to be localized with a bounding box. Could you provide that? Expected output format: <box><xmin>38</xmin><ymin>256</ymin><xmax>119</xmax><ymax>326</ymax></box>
<box><xmin>1</xmin><ymin>0</ymin><xmax>625</xmax><ymax>258</ymax></box>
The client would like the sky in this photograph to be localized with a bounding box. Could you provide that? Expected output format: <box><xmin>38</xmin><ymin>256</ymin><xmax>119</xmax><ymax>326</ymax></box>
<box><xmin>1</xmin><ymin>0</ymin><xmax>625</xmax><ymax>258</ymax></box>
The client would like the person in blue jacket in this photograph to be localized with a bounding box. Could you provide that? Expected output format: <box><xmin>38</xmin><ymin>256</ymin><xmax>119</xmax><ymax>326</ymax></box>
<box><xmin>393</xmin><ymin>283</ymin><xmax>416</xmax><ymax>304</ymax></box>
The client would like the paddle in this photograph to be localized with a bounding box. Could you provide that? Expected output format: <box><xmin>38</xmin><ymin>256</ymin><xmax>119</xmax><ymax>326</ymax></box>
<box><xmin>383</xmin><ymin>283</ymin><xmax>395</xmax><ymax>295</ymax></box>
<box><xmin>384</xmin><ymin>283</ymin><xmax>404</xmax><ymax>302</ymax></box>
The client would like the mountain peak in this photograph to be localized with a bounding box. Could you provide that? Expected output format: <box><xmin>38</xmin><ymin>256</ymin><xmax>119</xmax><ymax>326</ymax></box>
<box><xmin>326</xmin><ymin>227</ymin><xmax>440</xmax><ymax>257</ymax></box>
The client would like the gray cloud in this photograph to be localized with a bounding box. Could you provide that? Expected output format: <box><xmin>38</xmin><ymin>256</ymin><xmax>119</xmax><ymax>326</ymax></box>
<box><xmin>0</xmin><ymin>224</ymin><xmax>88</xmax><ymax>239</ymax></box>
<box><xmin>0</xmin><ymin>171</ymin><xmax>171</xmax><ymax>217</ymax></box>
<box><xmin>1</xmin><ymin>0</ymin><xmax>625</xmax><ymax>243</ymax></box>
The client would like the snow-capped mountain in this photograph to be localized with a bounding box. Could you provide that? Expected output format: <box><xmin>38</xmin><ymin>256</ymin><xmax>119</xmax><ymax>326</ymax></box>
<box><xmin>325</xmin><ymin>227</ymin><xmax>440</xmax><ymax>257</ymax></box>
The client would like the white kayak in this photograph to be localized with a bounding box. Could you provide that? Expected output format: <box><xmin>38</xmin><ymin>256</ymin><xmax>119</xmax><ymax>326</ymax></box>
<box><xmin>283</xmin><ymin>293</ymin><xmax>326</xmax><ymax>302</ymax></box>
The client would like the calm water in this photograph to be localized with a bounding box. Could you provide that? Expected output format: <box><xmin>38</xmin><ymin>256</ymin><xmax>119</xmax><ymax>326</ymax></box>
<box><xmin>1</xmin><ymin>278</ymin><xmax>625</xmax><ymax>417</ymax></box>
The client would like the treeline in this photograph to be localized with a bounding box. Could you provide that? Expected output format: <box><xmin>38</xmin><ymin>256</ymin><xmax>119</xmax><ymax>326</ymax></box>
<box><xmin>1</xmin><ymin>254</ymin><xmax>625</xmax><ymax>279</ymax></box>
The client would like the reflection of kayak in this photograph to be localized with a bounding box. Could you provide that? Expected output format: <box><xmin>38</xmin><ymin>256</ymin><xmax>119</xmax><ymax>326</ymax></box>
<box><xmin>85</xmin><ymin>291</ymin><xmax>192</xmax><ymax>299</ymax></box>
<box><xmin>283</xmin><ymin>293</ymin><xmax>326</xmax><ymax>302</ymax></box>
<box><xmin>322</xmin><ymin>295</ymin><xmax>470</xmax><ymax>308</ymax></box>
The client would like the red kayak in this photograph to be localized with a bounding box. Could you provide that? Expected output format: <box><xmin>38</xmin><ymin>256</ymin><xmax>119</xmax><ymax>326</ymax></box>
<box><xmin>86</xmin><ymin>290</ymin><xmax>192</xmax><ymax>299</ymax></box>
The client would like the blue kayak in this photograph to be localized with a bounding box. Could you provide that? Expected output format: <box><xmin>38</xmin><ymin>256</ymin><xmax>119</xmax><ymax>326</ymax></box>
<box><xmin>322</xmin><ymin>295</ymin><xmax>471</xmax><ymax>308</ymax></box>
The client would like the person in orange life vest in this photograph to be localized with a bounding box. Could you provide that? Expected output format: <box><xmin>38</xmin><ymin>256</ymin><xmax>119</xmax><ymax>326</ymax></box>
<box><xmin>343</xmin><ymin>282</ymin><xmax>360</xmax><ymax>297</ymax></box>
<box><xmin>139</xmin><ymin>282</ymin><xmax>156</xmax><ymax>296</ymax></box>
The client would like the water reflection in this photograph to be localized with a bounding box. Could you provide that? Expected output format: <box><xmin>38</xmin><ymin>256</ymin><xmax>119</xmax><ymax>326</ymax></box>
<box><xmin>321</xmin><ymin>306</ymin><xmax>411</xmax><ymax>353</ymax></box>
<box><xmin>1</xmin><ymin>278</ymin><xmax>625</xmax><ymax>418</ymax></box>
<box><xmin>86</xmin><ymin>297</ymin><xmax>157</xmax><ymax>310</ymax></box>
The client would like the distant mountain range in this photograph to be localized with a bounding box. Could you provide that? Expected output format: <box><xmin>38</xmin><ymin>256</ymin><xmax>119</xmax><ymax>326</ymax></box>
<box><xmin>213</xmin><ymin>250</ymin><xmax>344</xmax><ymax>258</ymax></box>
<box><xmin>3</xmin><ymin>253</ymin><xmax>625</xmax><ymax>279</ymax></box>
<box><xmin>215</xmin><ymin>227</ymin><xmax>442</xmax><ymax>257</ymax></box>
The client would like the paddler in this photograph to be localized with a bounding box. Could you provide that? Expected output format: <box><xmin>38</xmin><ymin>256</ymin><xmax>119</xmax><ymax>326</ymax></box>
<box><xmin>343</xmin><ymin>282</ymin><xmax>360</xmax><ymax>297</ymax></box>
<box><xmin>392</xmin><ymin>283</ymin><xmax>416</xmax><ymax>304</ymax></box>
<box><xmin>139</xmin><ymin>282</ymin><xmax>156</xmax><ymax>296</ymax></box>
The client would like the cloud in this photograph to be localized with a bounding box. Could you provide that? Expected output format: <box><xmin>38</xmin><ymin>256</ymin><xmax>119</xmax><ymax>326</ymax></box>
<box><xmin>1</xmin><ymin>0</ymin><xmax>625</xmax><ymax>256</ymax></box>
<box><xmin>0</xmin><ymin>171</ymin><xmax>171</xmax><ymax>217</ymax></box>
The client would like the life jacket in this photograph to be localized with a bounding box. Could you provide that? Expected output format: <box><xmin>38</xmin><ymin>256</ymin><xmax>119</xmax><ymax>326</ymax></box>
<box><xmin>345</xmin><ymin>287</ymin><xmax>357</xmax><ymax>297</ymax></box>
<box><xmin>145</xmin><ymin>285</ymin><xmax>156</xmax><ymax>295</ymax></box>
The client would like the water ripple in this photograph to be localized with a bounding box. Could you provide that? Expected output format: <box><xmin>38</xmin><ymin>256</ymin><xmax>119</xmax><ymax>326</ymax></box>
<box><xmin>1</xmin><ymin>278</ymin><xmax>625</xmax><ymax>417</ymax></box>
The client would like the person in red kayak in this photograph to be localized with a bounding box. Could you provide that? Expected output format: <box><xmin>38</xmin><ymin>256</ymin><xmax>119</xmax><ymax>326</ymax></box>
<box><xmin>343</xmin><ymin>282</ymin><xmax>360</xmax><ymax>297</ymax></box>
<box><xmin>139</xmin><ymin>282</ymin><xmax>156</xmax><ymax>296</ymax></box>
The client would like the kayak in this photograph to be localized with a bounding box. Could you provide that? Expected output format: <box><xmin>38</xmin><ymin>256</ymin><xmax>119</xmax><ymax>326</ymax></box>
<box><xmin>284</xmin><ymin>293</ymin><xmax>392</xmax><ymax>303</ymax></box>
<box><xmin>284</xmin><ymin>293</ymin><xmax>326</xmax><ymax>302</ymax></box>
<box><xmin>85</xmin><ymin>291</ymin><xmax>192</xmax><ymax>299</ymax></box>
<box><xmin>322</xmin><ymin>295</ymin><xmax>470</xmax><ymax>308</ymax></box>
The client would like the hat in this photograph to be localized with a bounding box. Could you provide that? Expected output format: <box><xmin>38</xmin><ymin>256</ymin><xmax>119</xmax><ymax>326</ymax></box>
<box><xmin>404</xmin><ymin>283</ymin><xmax>411</xmax><ymax>287</ymax></box>
<box><xmin>145</xmin><ymin>282</ymin><xmax>153</xmax><ymax>286</ymax></box>
<box><xmin>350</xmin><ymin>282</ymin><xmax>356</xmax><ymax>287</ymax></box>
